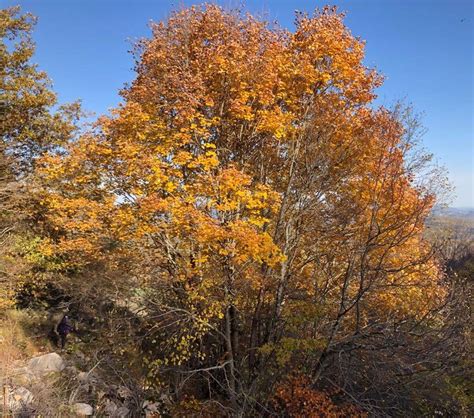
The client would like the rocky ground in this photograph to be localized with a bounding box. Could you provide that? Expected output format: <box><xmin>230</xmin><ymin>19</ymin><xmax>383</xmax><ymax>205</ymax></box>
<box><xmin>0</xmin><ymin>309</ymin><xmax>162</xmax><ymax>417</ymax></box>
<box><xmin>1</xmin><ymin>351</ymin><xmax>163</xmax><ymax>416</ymax></box>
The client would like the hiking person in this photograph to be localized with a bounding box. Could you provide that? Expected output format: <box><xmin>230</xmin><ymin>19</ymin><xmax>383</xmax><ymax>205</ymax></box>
<box><xmin>56</xmin><ymin>314</ymin><xmax>75</xmax><ymax>349</ymax></box>
<box><xmin>48</xmin><ymin>303</ymin><xmax>69</xmax><ymax>347</ymax></box>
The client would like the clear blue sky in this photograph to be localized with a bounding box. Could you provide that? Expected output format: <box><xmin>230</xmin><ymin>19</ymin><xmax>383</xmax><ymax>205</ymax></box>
<box><xmin>6</xmin><ymin>0</ymin><xmax>473</xmax><ymax>207</ymax></box>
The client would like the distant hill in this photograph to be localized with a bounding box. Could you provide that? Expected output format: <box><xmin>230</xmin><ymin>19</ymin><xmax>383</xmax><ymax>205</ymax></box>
<box><xmin>431</xmin><ymin>206</ymin><xmax>474</xmax><ymax>220</ymax></box>
<box><xmin>427</xmin><ymin>207</ymin><xmax>474</xmax><ymax>239</ymax></box>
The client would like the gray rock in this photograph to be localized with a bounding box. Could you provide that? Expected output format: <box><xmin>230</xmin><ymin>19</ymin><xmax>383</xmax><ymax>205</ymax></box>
<box><xmin>72</xmin><ymin>402</ymin><xmax>93</xmax><ymax>416</ymax></box>
<box><xmin>116</xmin><ymin>406</ymin><xmax>130</xmax><ymax>417</ymax></box>
<box><xmin>11</xmin><ymin>366</ymin><xmax>35</xmax><ymax>386</ymax></box>
<box><xmin>0</xmin><ymin>386</ymin><xmax>34</xmax><ymax>412</ymax></box>
<box><xmin>104</xmin><ymin>401</ymin><xmax>130</xmax><ymax>417</ymax></box>
<box><xmin>103</xmin><ymin>400</ymin><xmax>119</xmax><ymax>415</ymax></box>
<box><xmin>27</xmin><ymin>352</ymin><xmax>65</xmax><ymax>375</ymax></box>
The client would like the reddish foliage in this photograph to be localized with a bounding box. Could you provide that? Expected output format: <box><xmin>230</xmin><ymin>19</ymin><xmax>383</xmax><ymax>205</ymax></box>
<box><xmin>273</xmin><ymin>375</ymin><xmax>366</xmax><ymax>417</ymax></box>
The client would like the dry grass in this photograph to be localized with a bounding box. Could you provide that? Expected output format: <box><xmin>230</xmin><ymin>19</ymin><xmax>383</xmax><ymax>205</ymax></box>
<box><xmin>0</xmin><ymin>309</ymin><xmax>41</xmax><ymax>382</ymax></box>
<box><xmin>0</xmin><ymin>309</ymin><xmax>73</xmax><ymax>416</ymax></box>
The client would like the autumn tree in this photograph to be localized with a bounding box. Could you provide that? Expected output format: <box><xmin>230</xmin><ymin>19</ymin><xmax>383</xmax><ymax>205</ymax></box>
<box><xmin>0</xmin><ymin>6</ymin><xmax>80</xmax><ymax>308</ymax></box>
<box><xmin>38</xmin><ymin>5</ymin><xmax>450</xmax><ymax>415</ymax></box>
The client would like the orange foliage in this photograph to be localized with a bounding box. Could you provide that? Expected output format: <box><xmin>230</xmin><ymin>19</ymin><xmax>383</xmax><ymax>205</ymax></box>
<box><xmin>36</xmin><ymin>4</ymin><xmax>447</xmax><ymax>414</ymax></box>
<box><xmin>273</xmin><ymin>375</ymin><xmax>366</xmax><ymax>417</ymax></box>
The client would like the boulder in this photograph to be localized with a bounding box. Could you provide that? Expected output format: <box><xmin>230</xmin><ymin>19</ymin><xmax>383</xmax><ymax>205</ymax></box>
<box><xmin>116</xmin><ymin>406</ymin><xmax>130</xmax><ymax>417</ymax></box>
<box><xmin>27</xmin><ymin>352</ymin><xmax>65</xmax><ymax>375</ymax></box>
<box><xmin>72</xmin><ymin>402</ymin><xmax>93</xmax><ymax>416</ymax></box>
<box><xmin>103</xmin><ymin>400</ymin><xmax>119</xmax><ymax>415</ymax></box>
<box><xmin>104</xmin><ymin>401</ymin><xmax>130</xmax><ymax>417</ymax></box>
<box><xmin>11</xmin><ymin>366</ymin><xmax>35</xmax><ymax>386</ymax></box>
<box><xmin>0</xmin><ymin>386</ymin><xmax>34</xmax><ymax>413</ymax></box>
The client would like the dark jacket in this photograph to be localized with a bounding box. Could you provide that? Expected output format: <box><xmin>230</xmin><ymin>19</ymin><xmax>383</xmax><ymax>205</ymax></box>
<box><xmin>57</xmin><ymin>315</ymin><xmax>74</xmax><ymax>335</ymax></box>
